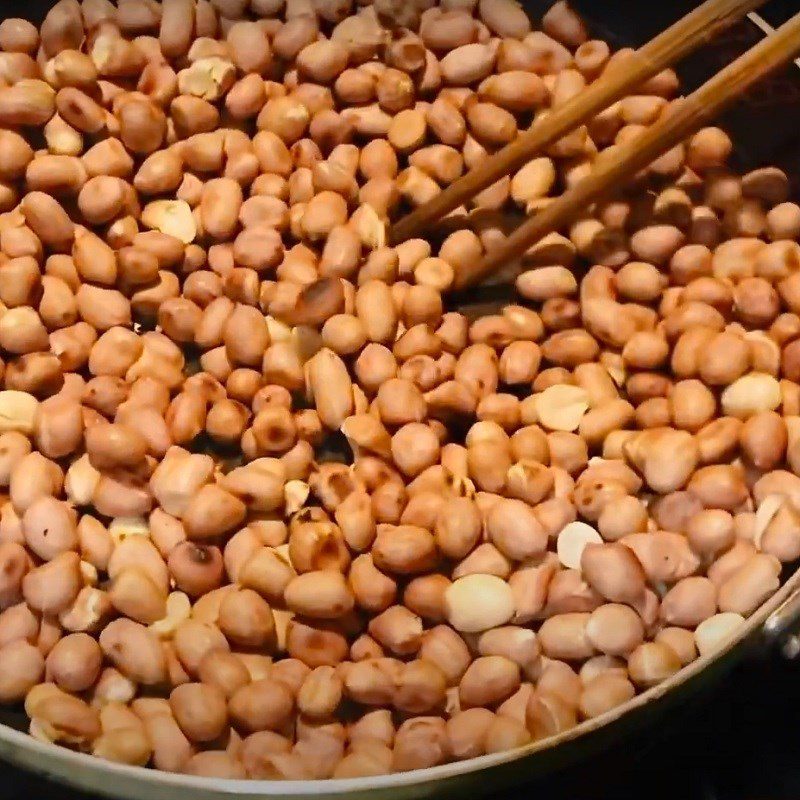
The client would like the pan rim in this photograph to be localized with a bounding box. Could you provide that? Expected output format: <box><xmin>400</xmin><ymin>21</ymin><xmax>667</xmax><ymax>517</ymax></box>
<box><xmin>2</xmin><ymin>565</ymin><xmax>798</xmax><ymax>797</ymax></box>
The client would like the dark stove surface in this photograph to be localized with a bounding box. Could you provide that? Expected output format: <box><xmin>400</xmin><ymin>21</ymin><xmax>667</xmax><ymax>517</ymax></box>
<box><xmin>518</xmin><ymin>653</ymin><xmax>800</xmax><ymax>800</ymax></box>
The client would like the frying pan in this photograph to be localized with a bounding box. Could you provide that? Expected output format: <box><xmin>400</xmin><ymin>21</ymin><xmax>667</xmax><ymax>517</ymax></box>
<box><xmin>0</xmin><ymin>574</ymin><xmax>795</xmax><ymax>800</ymax></box>
<box><xmin>3</xmin><ymin>1</ymin><xmax>800</xmax><ymax>798</ymax></box>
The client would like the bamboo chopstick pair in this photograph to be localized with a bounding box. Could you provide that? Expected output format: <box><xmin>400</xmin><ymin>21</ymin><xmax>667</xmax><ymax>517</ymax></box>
<box><xmin>389</xmin><ymin>0</ymin><xmax>800</xmax><ymax>289</ymax></box>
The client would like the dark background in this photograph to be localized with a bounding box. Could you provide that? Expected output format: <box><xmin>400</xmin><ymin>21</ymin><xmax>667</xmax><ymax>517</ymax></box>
<box><xmin>3</xmin><ymin>1</ymin><xmax>800</xmax><ymax>798</ymax></box>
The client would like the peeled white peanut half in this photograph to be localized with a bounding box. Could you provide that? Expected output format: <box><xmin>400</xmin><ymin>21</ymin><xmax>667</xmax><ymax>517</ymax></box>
<box><xmin>535</xmin><ymin>384</ymin><xmax>590</xmax><ymax>432</ymax></box>
<box><xmin>557</xmin><ymin>521</ymin><xmax>603</xmax><ymax>569</ymax></box>
<box><xmin>178</xmin><ymin>57</ymin><xmax>236</xmax><ymax>101</ymax></box>
<box><xmin>141</xmin><ymin>200</ymin><xmax>196</xmax><ymax>244</ymax></box>
<box><xmin>694</xmin><ymin>612</ymin><xmax>745</xmax><ymax>657</ymax></box>
<box><xmin>753</xmin><ymin>494</ymin><xmax>783</xmax><ymax>550</ymax></box>
<box><xmin>445</xmin><ymin>574</ymin><xmax>515</xmax><ymax>633</ymax></box>
<box><xmin>65</xmin><ymin>454</ymin><xmax>101</xmax><ymax>506</ymax></box>
<box><xmin>0</xmin><ymin>390</ymin><xmax>39</xmax><ymax>435</ymax></box>
<box><xmin>109</xmin><ymin>517</ymin><xmax>150</xmax><ymax>545</ymax></box>
<box><xmin>81</xmin><ymin>560</ymin><xmax>99</xmax><ymax>586</ymax></box>
<box><xmin>284</xmin><ymin>480</ymin><xmax>310</xmax><ymax>515</ymax></box>
<box><xmin>720</xmin><ymin>373</ymin><xmax>780</xmax><ymax>418</ymax></box>
<box><xmin>149</xmin><ymin>591</ymin><xmax>191</xmax><ymax>638</ymax></box>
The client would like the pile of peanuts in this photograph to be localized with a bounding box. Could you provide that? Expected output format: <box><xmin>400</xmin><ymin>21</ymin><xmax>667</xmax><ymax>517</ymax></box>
<box><xmin>0</xmin><ymin>0</ymin><xmax>798</xmax><ymax>782</ymax></box>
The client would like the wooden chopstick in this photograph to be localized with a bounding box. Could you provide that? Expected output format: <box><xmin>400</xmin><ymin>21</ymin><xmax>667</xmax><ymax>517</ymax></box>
<box><xmin>456</xmin><ymin>12</ymin><xmax>800</xmax><ymax>289</ymax></box>
<box><xmin>389</xmin><ymin>0</ymin><xmax>769</xmax><ymax>246</ymax></box>
<box><xmin>747</xmin><ymin>9</ymin><xmax>800</xmax><ymax>68</ymax></box>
